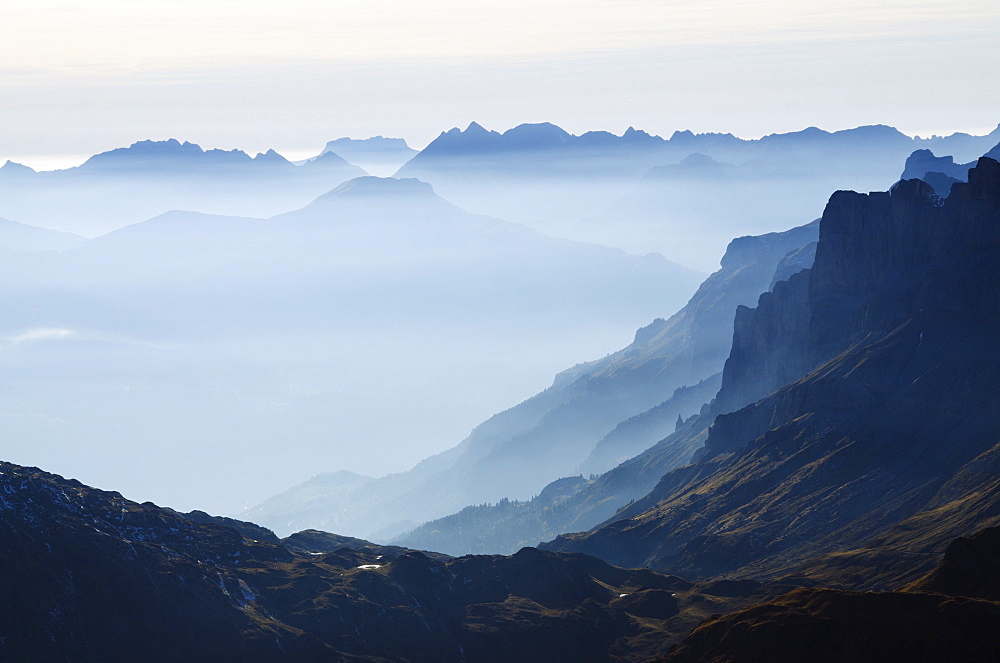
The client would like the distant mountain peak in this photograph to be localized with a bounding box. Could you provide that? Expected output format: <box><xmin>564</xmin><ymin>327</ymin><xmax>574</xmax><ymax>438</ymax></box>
<box><xmin>312</xmin><ymin>176</ymin><xmax>436</xmax><ymax>203</ymax></box>
<box><xmin>0</xmin><ymin>160</ymin><xmax>35</xmax><ymax>175</ymax></box>
<box><xmin>324</xmin><ymin>136</ymin><xmax>412</xmax><ymax>151</ymax></box>
<box><xmin>252</xmin><ymin>148</ymin><xmax>288</xmax><ymax>163</ymax></box>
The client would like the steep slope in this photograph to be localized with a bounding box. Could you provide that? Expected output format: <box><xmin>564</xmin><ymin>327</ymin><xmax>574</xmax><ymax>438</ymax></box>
<box><xmin>248</xmin><ymin>221</ymin><xmax>817</xmax><ymax>541</ymax></box>
<box><xmin>544</xmin><ymin>158</ymin><xmax>1000</xmax><ymax>586</ymax></box>
<box><xmin>0</xmin><ymin>139</ymin><xmax>366</xmax><ymax>235</ymax></box>
<box><xmin>0</xmin><ymin>460</ymin><xmax>736</xmax><ymax>662</ymax></box>
<box><xmin>1</xmin><ymin>176</ymin><xmax>701</xmax><ymax>520</ymax></box>
<box><xmin>388</xmin><ymin>224</ymin><xmax>819</xmax><ymax>555</ymax></box>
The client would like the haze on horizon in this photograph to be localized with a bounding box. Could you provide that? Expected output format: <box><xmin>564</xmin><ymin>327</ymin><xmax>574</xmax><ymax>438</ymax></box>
<box><xmin>3</xmin><ymin>0</ymin><xmax>999</xmax><ymax>521</ymax></box>
<box><xmin>3</xmin><ymin>0</ymin><xmax>999</xmax><ymax>167</ymax></box>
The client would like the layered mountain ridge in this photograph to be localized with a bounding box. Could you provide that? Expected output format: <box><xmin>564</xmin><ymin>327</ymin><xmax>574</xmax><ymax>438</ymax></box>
<box><xmin>542</xmin><ymin>158</ymin><xmax>1000</xmax><ymax>588</ymax></box>
<box><xmin>0</xmin><ymin>139</ymin><xmax>366</xmax><ymax>235</ymax></box>
<box><xmin>248</xmin><ymin>220</ymin><xmax>818</xmax><ymax>542</ymax></box>
<box><xmin>396</xmin><ymin>122</ymin><xmax>1000</xmax><ymax>269</ymax></box>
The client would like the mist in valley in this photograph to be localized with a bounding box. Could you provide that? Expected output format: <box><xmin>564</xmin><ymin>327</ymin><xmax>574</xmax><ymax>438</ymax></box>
<box><xmin>3</xmin><ymin>122</ymin><xmax>999</xmax><ymax>530</ymax></box>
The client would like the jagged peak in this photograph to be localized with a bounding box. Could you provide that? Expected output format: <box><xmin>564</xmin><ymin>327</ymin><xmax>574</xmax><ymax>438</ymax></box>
<box><xmin>78</xmin><ymin>138</ymin><xmax>269</xmax><ymax>169</ymax></box>
<box><xmin>123</xmin><ymin>138</ymin><xmax>205</xmax><ymax>154</ymax></box>
<box><xmin>465</xmin><ymin>121</ymin><xmax>490</xmax><ymax>134</ymax></box>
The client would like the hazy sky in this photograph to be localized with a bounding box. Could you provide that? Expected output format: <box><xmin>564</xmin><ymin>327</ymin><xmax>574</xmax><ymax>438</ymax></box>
<box><xmin>4</xmin><ymin>0</ymin><xmax>1000</xmax><ymax>167</ymax></box>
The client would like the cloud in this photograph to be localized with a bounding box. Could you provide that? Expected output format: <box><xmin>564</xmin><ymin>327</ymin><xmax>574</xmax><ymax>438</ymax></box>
<box><xmin>7</xmin><ymin>328</ymin><xmax>78</xmax><ymax>344</ymax></box>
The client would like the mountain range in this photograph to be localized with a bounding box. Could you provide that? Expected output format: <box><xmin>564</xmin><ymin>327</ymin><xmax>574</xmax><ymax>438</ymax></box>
<box><xmin>0</xmin><ymin>139</ymin><xmax>366</xmax><ymax>235</ymax></box>
<box><xmin>6</xmin><ymin>129</ymin><xmax>1000</xmax><ymax>661</ymax></box>
<box><xmin>396</xmin><ymin>122</ymin><xmax>1000</xmax><ymax>269</ymax></box>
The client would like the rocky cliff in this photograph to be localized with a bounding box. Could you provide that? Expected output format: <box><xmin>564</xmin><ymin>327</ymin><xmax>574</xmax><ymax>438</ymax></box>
<box><xmin>543</xmin><ymin>159</ymin><xmax>1000</xmax><ymax>585</ymax></box>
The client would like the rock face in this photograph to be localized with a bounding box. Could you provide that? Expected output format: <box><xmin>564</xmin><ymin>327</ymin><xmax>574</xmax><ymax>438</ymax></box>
<box><xmin>543</xmin><ymin>159</ymin><xmax>1000</xmax><ymax>585</ymax></box>
<box><xmin>0</xmin><ymin>460</ymin><xmax>724</xmax><ymax>662</ymax></box>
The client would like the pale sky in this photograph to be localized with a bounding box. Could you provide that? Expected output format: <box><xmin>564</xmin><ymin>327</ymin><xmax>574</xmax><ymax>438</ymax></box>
<box><xmin>3</xmin><ymin>0</ymin><xmax>999</xmax><ymax>168</ymax></box>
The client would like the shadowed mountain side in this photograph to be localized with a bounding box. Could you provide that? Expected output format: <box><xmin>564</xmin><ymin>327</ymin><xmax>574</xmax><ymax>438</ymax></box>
<box><xmin>247</xmin><ymin>221</ymin><xmax>817</xmax><ymax>541</ymax></box>
<box><xmin>1</xmin><ymin>176</ymin><xmax>701</xmax><ymax>518</ymax></box>
<box><xmin>543</xmin><ymin>159</ymin><xmax>1000</xmax><ymax>589</ymax></box>
<box><xmin>0</xmin><ymin>139</ymin><xmax>366</xmax><ymax>235</ymax></box>
<box><xmin>0</xmin><ymin>460</ymin><xmax>761</xmax><ymax>662</ymax></box>
<box><xmin>659</xmin><ymin>526</ymin><xmax>1000</xmax><ymax>663</ymax></box>
<box><xmin>396</xmin><ymin>122</ymin><xmax>1000</xmax><ymax>270</ymax></box>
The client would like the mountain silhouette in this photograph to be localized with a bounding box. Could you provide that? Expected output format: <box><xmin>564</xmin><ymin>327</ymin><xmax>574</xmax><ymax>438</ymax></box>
<box><xmin>0</xmin><ymin>139</ymin><xmax>366</xmax><ymax>235</ymax></box>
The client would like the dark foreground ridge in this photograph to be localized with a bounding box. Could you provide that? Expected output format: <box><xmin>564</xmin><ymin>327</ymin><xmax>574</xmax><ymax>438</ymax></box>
<box><xmin>4</xmin><ymin>460</ymin><xmax>1000</xmax><ymax>661</ymax></box>
<box><xmin>0</xmin><ymin>461</ymin><xmax>792</xmax><ymax>662</ymax></box>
